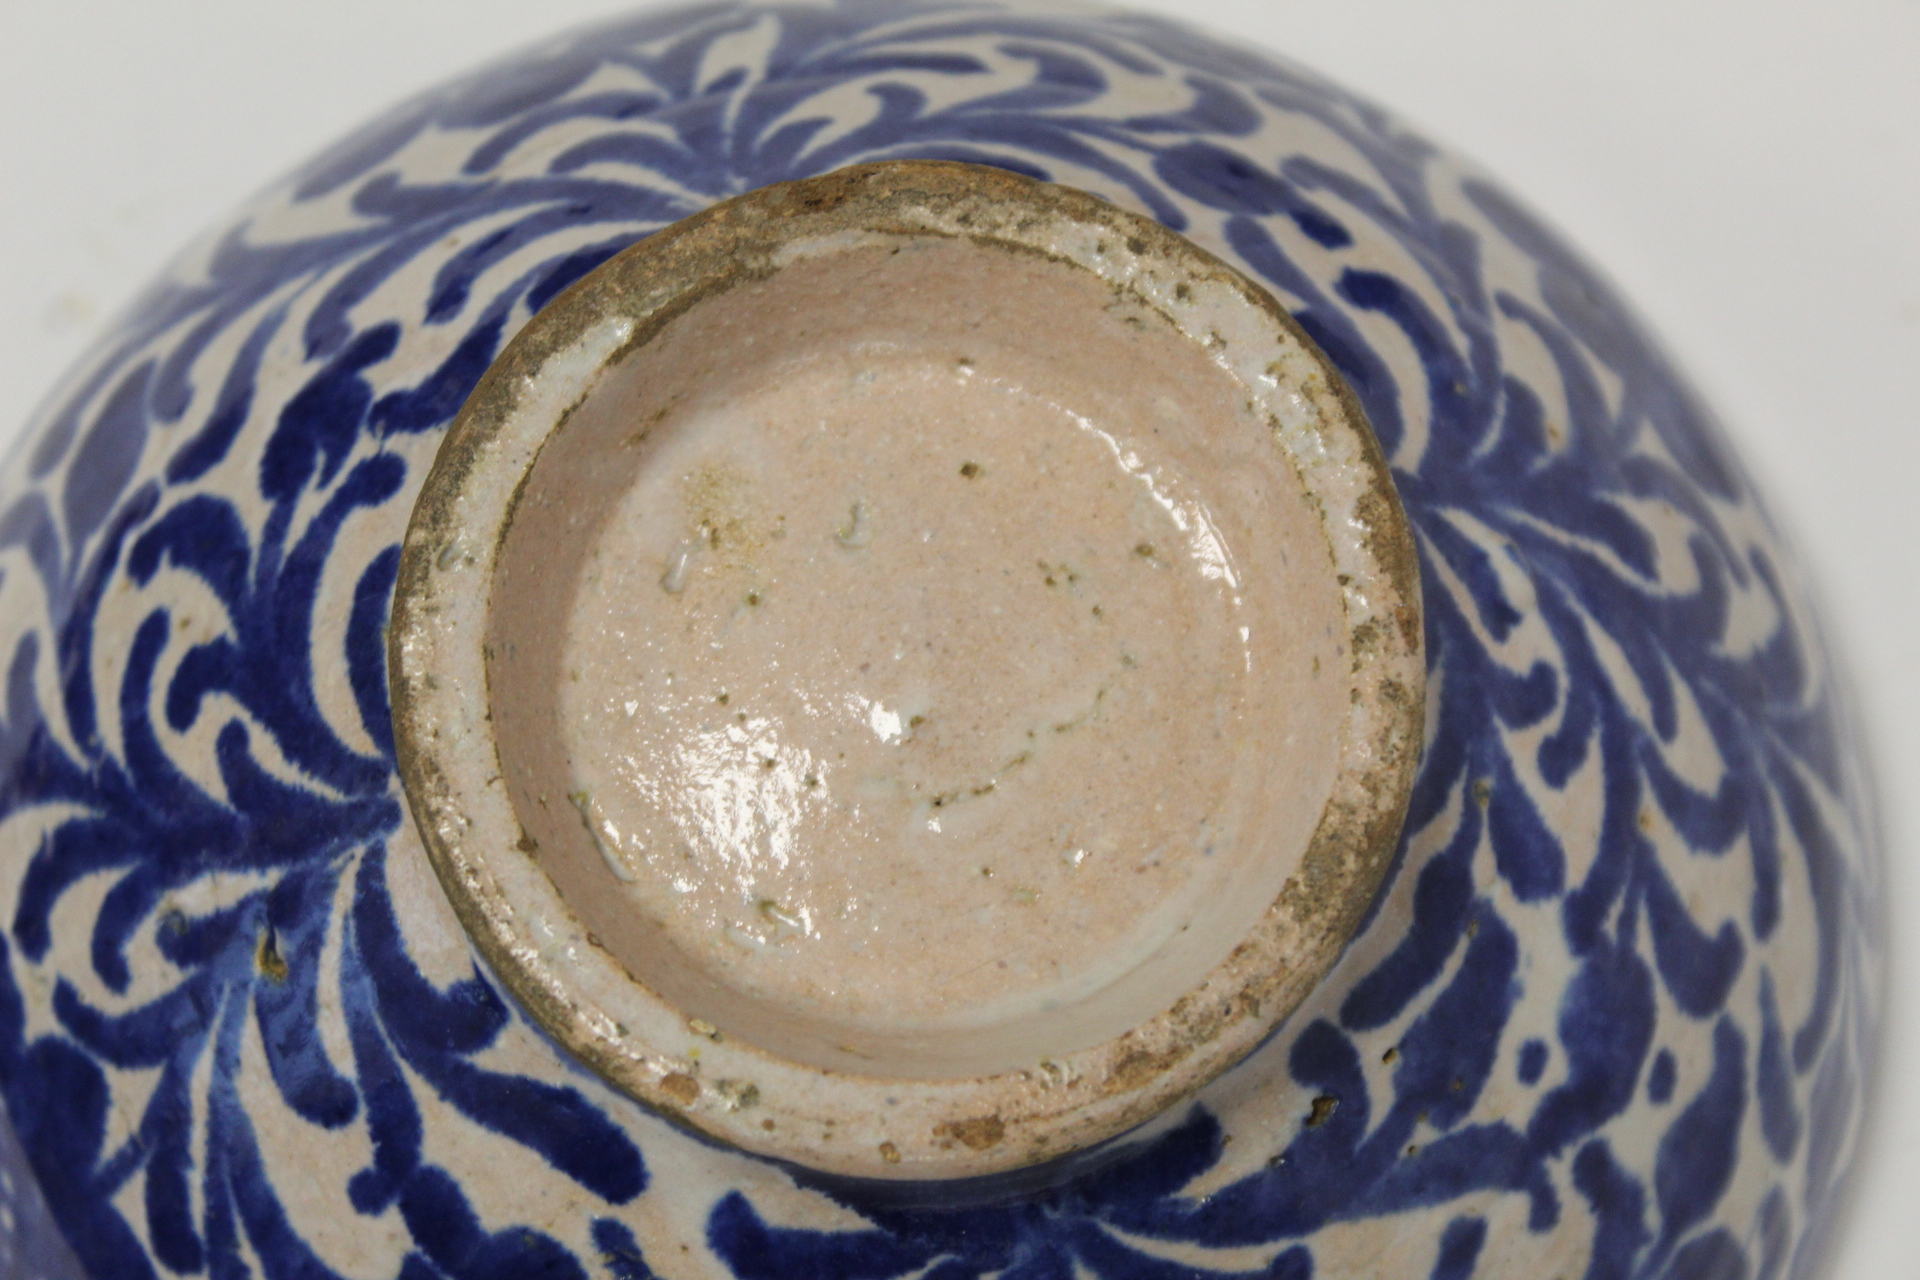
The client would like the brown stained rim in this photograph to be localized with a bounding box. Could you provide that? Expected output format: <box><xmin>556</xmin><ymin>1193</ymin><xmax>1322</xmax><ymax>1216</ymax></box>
<box><xmin>388</xmin><ymin>160</ymin><xmax>1424</xmax><ymax>1182</ymax></box>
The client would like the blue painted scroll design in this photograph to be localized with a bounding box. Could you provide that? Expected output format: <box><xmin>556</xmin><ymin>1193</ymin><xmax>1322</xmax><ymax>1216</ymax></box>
<box><xmin>0</xmin><ymin>2</ymin><xmax>1873</xmax><ymax>1277</ymax></box>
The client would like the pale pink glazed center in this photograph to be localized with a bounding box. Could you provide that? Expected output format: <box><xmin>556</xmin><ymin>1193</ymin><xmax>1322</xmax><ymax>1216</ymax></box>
<box><xmin>488</xmin><ymin>238</ymin><xmax>1349</xmax><ymax>1078</ymax></box>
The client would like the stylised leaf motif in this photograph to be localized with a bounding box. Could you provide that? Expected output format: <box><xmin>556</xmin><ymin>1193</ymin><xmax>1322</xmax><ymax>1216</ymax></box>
<box><xmin>0</xmin><ymin>4</ymin><xmax>1872</xmax><ymax>1278</ymax></box>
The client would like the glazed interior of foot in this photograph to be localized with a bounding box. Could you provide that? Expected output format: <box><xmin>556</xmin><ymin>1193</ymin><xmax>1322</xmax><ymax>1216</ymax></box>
<box><xmin>488</xmin><ymin>237</ymin><xmax>1348</xmax><ymax>1079</ymax></box>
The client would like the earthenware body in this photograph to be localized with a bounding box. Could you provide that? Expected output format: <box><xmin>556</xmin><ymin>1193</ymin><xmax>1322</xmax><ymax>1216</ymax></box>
<box><xmin>0</xmin><ymin>3</ymin><xmax>1878</xmax><ymax>1279</ymax></box>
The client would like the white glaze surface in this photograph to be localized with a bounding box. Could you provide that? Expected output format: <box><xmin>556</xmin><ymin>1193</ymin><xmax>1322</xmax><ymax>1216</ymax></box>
<box><xmin>490</xmin><ymin>238</ymin><xmax>1349</xmax><ymax>1069</ymax></box>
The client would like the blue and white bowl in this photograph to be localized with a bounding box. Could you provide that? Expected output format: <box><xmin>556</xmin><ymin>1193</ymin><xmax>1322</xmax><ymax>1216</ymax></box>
<box><xmin>0</xmin><ymin>3</ymin><xmax>1878</xmax><ymax>1278</ymax></box>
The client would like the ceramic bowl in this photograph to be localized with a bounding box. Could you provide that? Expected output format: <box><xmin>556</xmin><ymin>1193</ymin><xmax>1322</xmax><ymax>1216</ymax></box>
<box><xmin>0</xmin><ymin>3</ymin><xmax>1878</xmax><ymax>1278</ymax></box>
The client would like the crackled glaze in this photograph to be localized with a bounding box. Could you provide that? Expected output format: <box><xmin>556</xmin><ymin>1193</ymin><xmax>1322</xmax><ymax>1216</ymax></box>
<box><xmin>0</xmin><ymin>2</ymin><xmax>1877</xmax><ymax>1277</ymax></box>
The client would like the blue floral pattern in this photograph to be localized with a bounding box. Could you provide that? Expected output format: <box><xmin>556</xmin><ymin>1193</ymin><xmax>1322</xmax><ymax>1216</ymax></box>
<box><xmin>0</xmin><ymin>2</ymin><xmax>1875</xmax><ymax>1277</ymax></box>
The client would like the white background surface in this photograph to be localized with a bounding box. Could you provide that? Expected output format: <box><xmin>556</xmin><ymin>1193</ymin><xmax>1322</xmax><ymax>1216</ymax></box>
<box><xmin>1</xmin><ymin>0</ymin><xmax>1914</xmax><ymax>1273</ymax></box>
